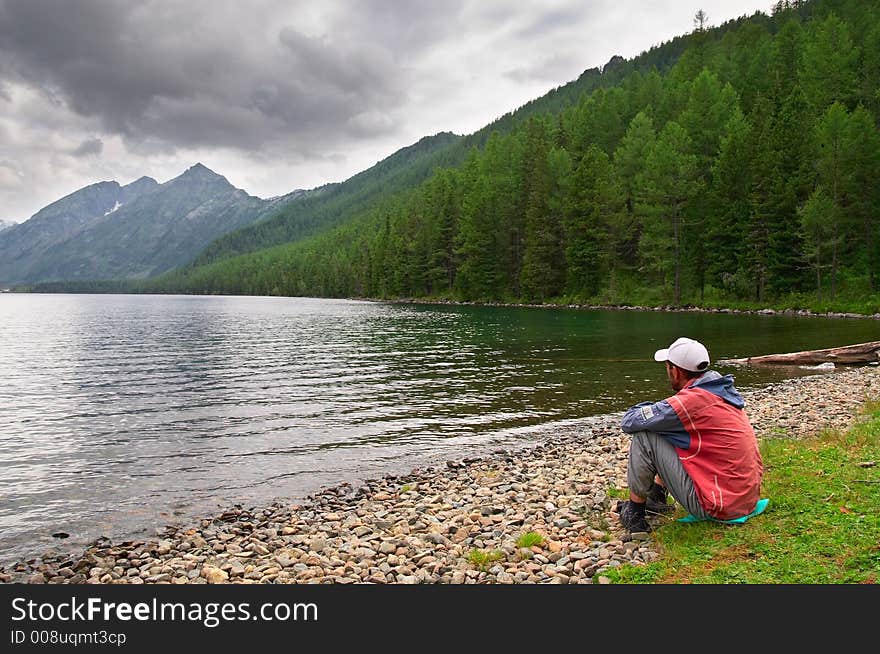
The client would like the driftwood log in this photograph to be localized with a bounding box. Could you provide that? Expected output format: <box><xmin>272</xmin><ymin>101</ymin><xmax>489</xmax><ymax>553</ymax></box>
<box><xmin>718</xmin><ymin>341</ymin><xmax>880</xmax><ymax>366</ymax></box>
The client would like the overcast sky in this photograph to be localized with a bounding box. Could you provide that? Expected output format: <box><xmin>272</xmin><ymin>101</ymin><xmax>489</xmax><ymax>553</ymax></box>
<box><xmin>0</xmin><ymin>0</ymin><xmax>771</xmax><ymax>223</ymax></box>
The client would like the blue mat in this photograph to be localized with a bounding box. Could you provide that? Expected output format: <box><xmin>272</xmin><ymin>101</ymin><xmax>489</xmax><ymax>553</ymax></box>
<box><xmin>678</xmin><ymin>498</ymin><xmax>770</xmax><ymax>524</ymax></box>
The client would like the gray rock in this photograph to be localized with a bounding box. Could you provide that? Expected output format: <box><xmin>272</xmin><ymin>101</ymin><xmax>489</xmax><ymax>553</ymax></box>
<box><xmin>496</xmin><ymin>572</ymin><xmax>514</xmax><ymax>584</ymax></box>
<box><xmin>378</xmin><ymin>541</ymin><xmax>397</xmax><ymax>554</ymax></box>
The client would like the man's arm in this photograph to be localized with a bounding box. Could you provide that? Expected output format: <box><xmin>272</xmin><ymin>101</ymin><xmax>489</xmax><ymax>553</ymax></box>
<box><xmin>621</xmin><ymin>399</ymin><xmax>690</xmax><ymax>449</ymax></box>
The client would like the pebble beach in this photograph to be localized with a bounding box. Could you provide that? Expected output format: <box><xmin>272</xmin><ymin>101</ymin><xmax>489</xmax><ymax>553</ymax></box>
<box><xmin>2</xmin><ymin>365</ymin><xmax>878</xmax><ymax>585</ymax></box>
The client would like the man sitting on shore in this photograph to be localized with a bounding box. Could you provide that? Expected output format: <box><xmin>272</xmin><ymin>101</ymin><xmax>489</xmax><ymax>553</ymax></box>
<box><xmin>616</xmin><ymin>337</ymin><xmax>764</xmax><ymax>533</ymax></box>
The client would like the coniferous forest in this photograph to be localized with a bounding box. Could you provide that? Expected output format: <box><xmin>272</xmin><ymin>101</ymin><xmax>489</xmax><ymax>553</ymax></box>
<box><xmin>148</xmin><ymin>0</ymin><xmax>880</xmax><ymax>312</ymax></box>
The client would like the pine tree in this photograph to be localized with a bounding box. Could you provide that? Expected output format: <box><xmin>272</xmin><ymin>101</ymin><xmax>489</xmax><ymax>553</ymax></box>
<box><xmin>562</xmin><ymin>145</ymin><xmax>622</xmax><ymax>299</ymax></box>
<box><xmin>707</xmin><ymin>107</ymin><xmax>752</xmax><ymax>296</ymax></box>
<box><xmin>413</xmin><ymin>169</ymin><xmax>464</xmax><ymax>296</ymax></box>
<box><xmin>636</xmin><ymin>122</ymin><xmax>701</xmax><ymax>305</ymax></box>
<box><xmin>770</xmin><ymin>19</ymin><xmax>805</xmax><ymax>102</ymax></box>
<box><xmin>766</xmin><ymin>89</ymin><xmax>811</xmax><ymax>297</ymax></box>
<box><xmin>454</xmin><ymin>150</ymin><xmax>502</xmax><ymax>300</ymax></box>
<box><xmin>680</xmin><ymin>70</ymin><xmax>739</xmax><ymax>299</ymax></box>
<box><xmin>613</xmin><ymin>112</ymin><xmax>656</xmax><ymax>276</ymax></box>
<box><xmin>814</xmin><ymin>102</ymin><xmax>851</xmax><ymax>300</ymax></box>
<box><xmin>682</xmin><ymin>71</ymin><xmax>739</xmax><ymax>174</ymax></box>
<box><xmin>520</xmin><ymin>124</ymin><xmax>565</xmax><ymax>301</ymax></box>
<box><xmin>570</xmin><ymin>88</ymin><xmax>627</xmax><ymax>158</ymax></box>
<box><xmin>800</xmin><ymin>12</ymin><xmax>859</xmax><ymax>114</ymax></box>
<box><xmin>844</xmin><ymin>106</ymin><xmax>880</xmax><ymax>290</ymax></box>
<box><xmin>860</xmin><ymin>24</ymin><xmax>880</xmax><ymax>124</ymax></box>
<box><xmin>800</xmin><ymin>188</ymin><xmax>838</xmax><ymax>300</ymax></box>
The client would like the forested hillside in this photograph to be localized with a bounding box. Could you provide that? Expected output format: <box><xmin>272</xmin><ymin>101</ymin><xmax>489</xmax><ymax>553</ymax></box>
<box><xmin>150</xmin><ymin>0</ymin><xmax>880</xmax><ymax>311</ymax></box>
<box><xmin>191</xmin><ymin>132</ymin><xmax>464</xmax><ymax>266</ymax></box>
<box><xmin>187</xmin><ymin>15</ymin><xmax>752</xmax><ymax>271</ymax></box>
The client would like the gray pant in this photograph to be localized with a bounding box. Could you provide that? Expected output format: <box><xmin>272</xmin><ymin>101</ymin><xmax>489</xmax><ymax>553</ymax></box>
<box><xmin>627</xmin><ymin>430</ymin><xmax>710</xmax><ymax>519</ymax></box>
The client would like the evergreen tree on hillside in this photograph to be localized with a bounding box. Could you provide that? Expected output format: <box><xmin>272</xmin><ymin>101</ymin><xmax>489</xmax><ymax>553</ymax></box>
<box><xmin>844</xmin><ymin>106</ymin><xmax>880</xmax><ymax>290</ymax></box>
<box><xmin>423</xmin><ymin>169</ymin><xmax>462</xmax><ymax>293</ymax></box>
<box><xmin>613</xmin><ymin>112</ymin><xmax>656</xmax><ymax>274</ymax></box>
<box><xmin>454</xmin><ymin>151</ymin><xmax>503</xmax><ymax>300</ymax></box>
<box><xmin>494</xmin><ymin>130</ymin><xmax>528</xmax><ymax>296</ymax></box>
<box><xmin>562</xmin><ymin>145</ymin><xmax>622</xmax><ymax>299</ymax></box>
<box><xmin>800</xmin><ymin>188</ymin><xmax>837</xmax><ymax>301</ymax></box>
<box><xmin>520</xmin><ymin>122</ymin><xmax>565</xmax><ymax>301</ymax></box>
<box><xmin>636</xmin><ymin>122</ymin><xmax>701</xmax><ymax>305</ymax></box>
<box><xmin>680</xmin><ymin>70</ymin><xmax>740</xmax><ymax>299</ymax></box>
<box><xmin>766</xmin><ymin>88</ymin><xmax>811</xmax><ymax>296</ymax></box>
<box><xmin>814</xmin><ymin>102</ymin><xmax>851</xmax><ymax>300</ymax></box>
<box><xmin>800</xmin><ymin>12</ymin><xmax>859</xmax><ymax>113</ymax></box>
<box><xmin>707</xmin><ymin>107</ymin><xmax>753</xmax><ymax>296</ymax></box>
<box><xmin>711</xmin><ymin>22</ymin><xmax>772</xmax><ymax>114</ymax></box>
<box><xmin>860</xmin><ymin>24</ymin><xmax>880</xmax><ymax>123</ymax></box>
<box><xmin>570</xmin><ymin>88</ymin><xmax>628</xmax><ymax>158</ymax></box>
<box><xmin>770</xmin><ymin>19</ymin><xmax>805</xmax><ymax>102</ymax></box>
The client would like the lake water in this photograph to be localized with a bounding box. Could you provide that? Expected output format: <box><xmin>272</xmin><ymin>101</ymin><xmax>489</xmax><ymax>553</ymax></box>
<box><xmin>1</xmin><ymin>294</ymin><xmax>878</xmax><ymax>566</ymax></box>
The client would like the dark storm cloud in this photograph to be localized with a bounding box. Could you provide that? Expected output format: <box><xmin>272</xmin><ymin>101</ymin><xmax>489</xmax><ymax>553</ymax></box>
<box><xmin>71</xmin><ymin>138</ymin><xmax>103</xmax><ymax>158</ymax></box>
<box><xmin>0</xmin><ymin>0</ymin><xmax>426</xmax><ymax>153</ymax></box>
<box><xmin>0</xmin><ymin>0</ymin><xmax>174</xmax><ymax>124</ymax></box>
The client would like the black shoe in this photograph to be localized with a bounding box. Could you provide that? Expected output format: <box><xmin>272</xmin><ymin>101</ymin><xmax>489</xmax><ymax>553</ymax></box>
<box><xmin>646</xmin><ymin>483</ymin><xmax>674</xmax><ymax>515</ymax></box>
<box><xmin>616</xmin><ymin>500</ymin><xmax>651</xmax><ymax>533</ymax></box>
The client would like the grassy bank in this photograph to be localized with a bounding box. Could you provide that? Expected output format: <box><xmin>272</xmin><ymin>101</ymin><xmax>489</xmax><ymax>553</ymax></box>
<box><xmin>606</xmin><ymin>401</ymin><xmax>880</xmax><ymax>584</ymax></box>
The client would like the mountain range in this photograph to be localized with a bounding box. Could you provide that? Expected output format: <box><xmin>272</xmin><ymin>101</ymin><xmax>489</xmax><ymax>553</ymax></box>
<box><xmin>0</xmin><ymin>129</ymin><xmax>466</xmax><ymax>287</ymax></box>
<box><xmin>0</xmin><ymin>164</ymin><xmax>304</xmax><ymax>285</ymax></box>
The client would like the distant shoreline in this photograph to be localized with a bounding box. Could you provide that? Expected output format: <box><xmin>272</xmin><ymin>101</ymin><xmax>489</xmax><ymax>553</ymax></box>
<box><xmin>371</xmin><ymin>297</ymin><xmax>880</xmax><ymax>321</ymax></box>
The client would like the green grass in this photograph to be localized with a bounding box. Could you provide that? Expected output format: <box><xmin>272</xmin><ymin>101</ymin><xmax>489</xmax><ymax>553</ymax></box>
<box><xmin>607</xmin><ymin>486</ymin><xmax>629</xmax><ymax>500</ymax></box>
<box><xmin>516</xmin><ymin>532</ymin><xmax>545</xmax><ymax>549</ymax></box>
<box><xmin>604</xmin><ymin>401</ymin><xmax>880</xmax><ymax>584</ymax></box>
<box><xmin>466</xmin><ymin>548</ymin><xmax>505</xmax><ymax>572</ymax></box>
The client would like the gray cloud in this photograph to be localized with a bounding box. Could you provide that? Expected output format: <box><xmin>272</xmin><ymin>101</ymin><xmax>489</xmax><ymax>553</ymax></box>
<box><xmin>71</xmin><ymin>138</ymin><xmax>103</xmax><ymax>158</ymax></box>
<box><xmin>515</xmin><ymin>6</ymin><xmax>591</xmax><ymax>39</ymax></box>
<box><xmin>0</xmin><ymin>0</ymin><xmax>417</xmax><ymax>153</ymax></box>
<box><xmin>0</xmin><ymin>161</ymin><xmax>23</xmax><ymax>190</ymax></box>
<box><xmin>331</xmin><ymin>0</ymin><xmax>468</xmax><ymax>56</ymax></box>
<box><xmin>505</xmin><ymin>53</ymin><xmax>582</xmax><ymax>83</ymax></box>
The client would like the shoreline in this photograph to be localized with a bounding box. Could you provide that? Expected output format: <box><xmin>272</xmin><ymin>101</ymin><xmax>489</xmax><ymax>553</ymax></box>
<box><xmin>374</xmin><ymin>297</ymin><xmax>880</xmax><ymax>320</ymax></box>
<box><xmin>2</xmin><ymin>365</ymin><xmax>878</xmax><ymax>585</ymax></box>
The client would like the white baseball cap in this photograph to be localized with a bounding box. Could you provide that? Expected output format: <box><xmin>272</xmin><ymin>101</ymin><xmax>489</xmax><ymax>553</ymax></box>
<box><xmin>654</xmin><ymin>337</ymin><xmax>710</xmax><ymax>372</ymax></box>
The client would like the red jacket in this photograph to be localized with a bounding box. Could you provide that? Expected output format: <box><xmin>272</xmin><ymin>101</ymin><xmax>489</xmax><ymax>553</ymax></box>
<box><xmin>622</xmin><ymin>371</ymin><xmax>764</xmax><ymax>520</ymax></box>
